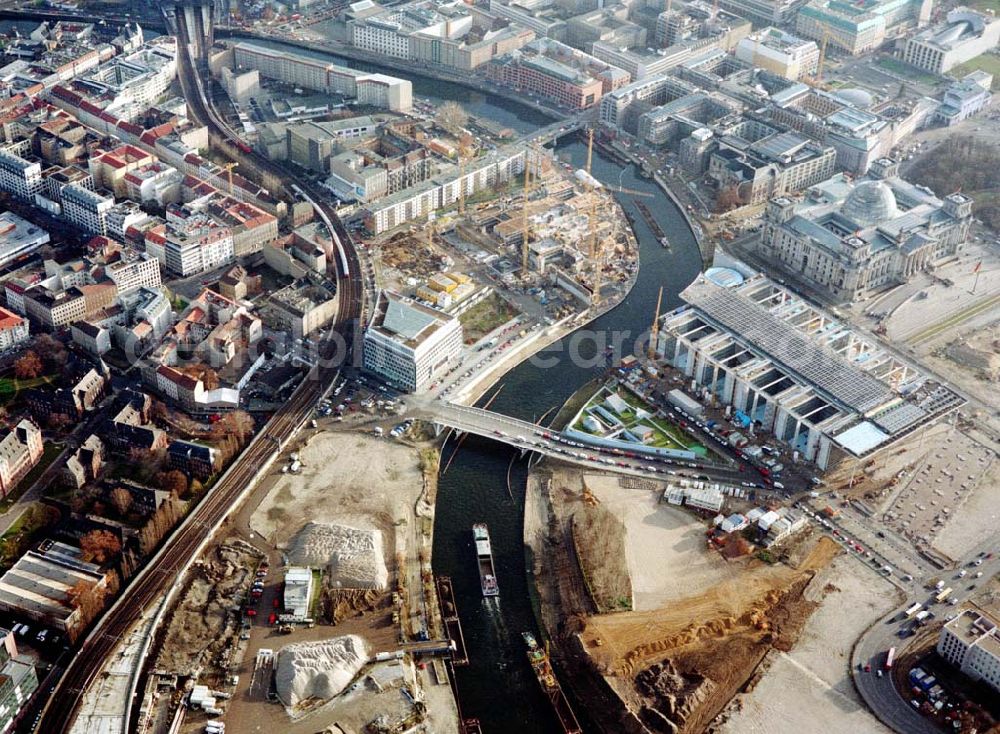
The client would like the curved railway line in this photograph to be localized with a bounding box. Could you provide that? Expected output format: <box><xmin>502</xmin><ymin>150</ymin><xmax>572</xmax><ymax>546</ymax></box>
<box><xmin>32</xmin><ymin>13</ymin><xmax>365</xmax><ymax>733</ymax></box>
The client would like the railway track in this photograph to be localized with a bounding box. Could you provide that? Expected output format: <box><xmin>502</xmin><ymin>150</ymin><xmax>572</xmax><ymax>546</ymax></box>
<box><xmin>33</xmin><ymin>14</ymin><xmax>365</xmax><ymax>733</ymax></box>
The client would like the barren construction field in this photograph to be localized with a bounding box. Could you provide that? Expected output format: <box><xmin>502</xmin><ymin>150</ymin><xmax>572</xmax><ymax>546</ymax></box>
<box><xmin>580</xmin><ymin>536</ymin><xmax>839</xmax><ymax>733</ymax></box>
<box><xmin>250</xmin><ymin>430</ymin><xmax>424</xmax><ymax>548</ymax></box>
<box><xmin>714</xmin><ymin>555</ymin><xmax>900</xmax><ymax>734</ymax></box>
<box><xmin>527</xmin><ymin>462</ymin><xmax>843</xmax><ymax>734</ymax></box>
<box><xmin>582</xmin><ymin>473</ymin><xmax>745</xmax><ymax>612</ymax></box>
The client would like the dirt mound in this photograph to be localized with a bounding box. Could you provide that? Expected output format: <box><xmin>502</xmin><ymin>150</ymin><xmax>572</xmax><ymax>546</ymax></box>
<box><xmin>636</xmin><ymin>659</ymin><xmax>716</xmax><ymax>732</ymax></box>
<box><xmin>289</xmin><ymin>522</ymin><xmax>388</xmax><ymax>590</ymax></box>
<box><xmin>275</xmin><ymin>635</ymin><xmax>369</xmax><ymax>708</ymax></box>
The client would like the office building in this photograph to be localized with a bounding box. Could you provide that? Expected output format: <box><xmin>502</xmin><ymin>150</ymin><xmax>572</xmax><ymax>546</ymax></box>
<box><xmin>796</xmin><ymin>0</ymin><xmax>931</xmax><ymax>56</ymax></box>
<box><xmin>935</xmin><ymin>71</ymin><xmax>993</xmax><ymax>126</ymax></box>
<box><xmin>735</xmin><ymin>28</ymin><xmax>820</xmax><ymax>81</ymax></box>
<box><xmin>716</xmin><ymin>0</ymin><xmax>807</xmax><ymax>25</ymax></box>
<box><xmin>900</xmin><ymin>7</ymin><xmax>1000</xmax><ymax>74</ymax></box>
<box><xmin>656</xmin><ymin>272</ymin><xmax>964</xmax><ymax>469</ymax></box>
<box><xmin>363</xmin><ymin>291</ymin><xmax>463</xmax><ymax>391</ymax></box>
<box><xmin>759</xmin><ymin>158</ymin><xmax>973</xmax><ymax>301</ymax></box>
<box><xmin>0</xmin><ymin>420</ymin><xmax>44</xmax><ymax>498</ymax></box>
<box><xmin>362</xmin><ymin>146</ymin><xmax>526</xmax><ymax>234</ymax></box>
<box><xmin>708</xmin><ymin>131</ymin><xmax>837</xmax><ymax>205</ymax></box>
<box><xmin>233</xmin><ymin>42</ymin><xmax>413</xmax><ymax>112</ymax></box>
<box><xmin>600</xmin><ymin>73</ymin><xmax>696</xmax><ymax>131</ymax></box>
<box><xmin>937</xmin><ymin>609</ymin><xmax>1000</xmax><ymax>693</ymax></box>
<box><xmin>0</xmin><ymin>308</ymin><xmax>29</xmax><ymax>354</ymax></box>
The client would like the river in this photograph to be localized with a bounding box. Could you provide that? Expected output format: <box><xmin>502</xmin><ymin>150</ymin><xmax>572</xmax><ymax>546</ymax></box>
<box><xmin>234</xmin><ymin>39</ymin><xmax>704</xmax><ymax>732</ymax></box>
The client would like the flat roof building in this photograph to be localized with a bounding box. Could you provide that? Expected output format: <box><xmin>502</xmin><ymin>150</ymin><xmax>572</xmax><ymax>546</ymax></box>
<box><xmin>657</xmin><ymin>271</ymin><xmax>964</xmax><ymax>469</ymax></box>
<box><xmin>900</xmin><ymin>7</ymin><xmax>1000</xmax><ymax>75</ymax></box>
<box><xmin>0</xmin><ymin>212</ymin><xmax>49</xmax><ymax>270</ymax></box>
<box><xmin>938</xmin><ymin>609</ymin><xmax>1000</xmax><ymax>693</ymax></box>
<box><xmin>363</xmin><ymin>291</ymin><xmax>463</xmax><ymax>392</ymax></box>
<box><xmin>283</xmin><ymin>567</ymin><xmax>314</xmax><ymax>619</ymax></box>
<box><xmin>735</xmin><ymin>28</ymin><xmax>820</xmax><ymax>81</ymax></box>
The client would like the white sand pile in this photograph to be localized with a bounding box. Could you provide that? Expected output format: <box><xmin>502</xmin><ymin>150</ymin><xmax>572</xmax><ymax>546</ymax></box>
<box><xmin>288</xmin><ymin>522</ymin><xmax>388</xmax><ymax>590</ymax></box>
<box><xmin>275</xmin><ymin>635</ymin><xmax>369</xmax><ymax>707</ymax></box>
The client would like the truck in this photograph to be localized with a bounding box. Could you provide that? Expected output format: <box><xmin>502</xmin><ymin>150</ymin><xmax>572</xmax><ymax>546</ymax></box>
<box><xmin>914</xmin><ymin>610</ymin><xmax>930</xmax><ymax>623</ymax></box>
<box><xmin>934</xmin><ymin>587</ymin><xmax>952</xmax><ymax>603</ymax></box>
<box><xmin>885</xmin><ymin>647</ymin><xmax>896</xmax><ymax>670</ymax></box>
<box><xmin>667</xmin><ymin>389</ymin><xmax>704</xmax><ymax>417</ymax></box>
<box><xmin>904</xmin><ymin>602</ymin><xmax>922</xmax><ymax>618</ymax></box>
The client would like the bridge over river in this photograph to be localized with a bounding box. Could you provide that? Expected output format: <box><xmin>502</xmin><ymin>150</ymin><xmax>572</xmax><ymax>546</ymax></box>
<box><xmin>416</xmin><ymin>401</ymin><xmax>752</xmax><ymax>487</ymax></box>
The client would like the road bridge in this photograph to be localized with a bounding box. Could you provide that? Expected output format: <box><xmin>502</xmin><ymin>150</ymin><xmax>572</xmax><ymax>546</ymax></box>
<box><xmin>518</xmin><ymin>117</ymin><xmax>586</xmax><ymax>147</ymax></box>
<box><xmin>419</xmin><ymin>401</ymin><xmax>748</xmax><ymax>485</ymax></box>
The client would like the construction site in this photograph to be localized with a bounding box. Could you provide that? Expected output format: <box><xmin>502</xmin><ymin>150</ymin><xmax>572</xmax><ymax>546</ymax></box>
<box><xmin>525</xmin><ymin>463</ymin><xmax>843</xmax><ymax>734</ymax></box>
<box><xmin>371</xmin><ymin>132</ymin><xmax>639</xmax><ymax>331</ymax></box>
<box><xmin>144</xmin><ymin>421</ymin><xmax>461</xmax><ymax>734</ymax></box>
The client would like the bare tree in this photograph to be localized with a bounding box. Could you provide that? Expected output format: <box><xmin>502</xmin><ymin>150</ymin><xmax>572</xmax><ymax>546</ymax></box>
<box><xmin>435</xmin><ymin>102</ymin><xmax>468</xmax><ymax>135</ymax></box>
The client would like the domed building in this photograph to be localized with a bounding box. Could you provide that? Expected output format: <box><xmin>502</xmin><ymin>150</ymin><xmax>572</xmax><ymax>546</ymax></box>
<box><xmin>757</xmin><ymin>157</ymin><xmax>973</xmax><ymax>302</ymax></box>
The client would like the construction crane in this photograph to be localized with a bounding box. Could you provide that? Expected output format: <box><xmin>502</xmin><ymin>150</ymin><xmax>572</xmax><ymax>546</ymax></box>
<box><xmin>220</xmin><ymin>161</ymin><xmax>237</xmax><ymax>195</ymax></box>
<box><xmin>586</xmin><ymin>128</ymin><xmax>594</xmax><ymax>177</ymax></box>
<box><xmin>817</xmin><ymin>30</ymin><xmax>830</xmax><ymax>82</ymax></box>
<box><xmin>648</xmin><ymin>286</ymin><xmax>663</xmax><ymax>359</ymax></box>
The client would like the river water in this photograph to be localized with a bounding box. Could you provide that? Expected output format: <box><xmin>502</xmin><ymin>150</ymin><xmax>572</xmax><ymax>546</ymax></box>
<box><xmin>2</xmin><ymin>25</ymin><xmax>704</xmax><ymax>728</ymax></box>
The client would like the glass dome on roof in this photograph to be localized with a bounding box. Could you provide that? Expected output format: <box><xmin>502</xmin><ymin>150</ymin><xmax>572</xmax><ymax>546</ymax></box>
<box><xmin>841</xmin><ymin>181</ymin><xmax>898</xmax><ymax>227</ymax></box>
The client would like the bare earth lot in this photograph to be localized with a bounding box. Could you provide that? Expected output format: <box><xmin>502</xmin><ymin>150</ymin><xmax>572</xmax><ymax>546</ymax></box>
<box><xmin>581</xmin><ymin>473</ymin><xmax>745</xmax><ymax>611</ymax></box>
<box><xmin>715</xmin><ymin>555</ymin><xmax>900</xmax><ymax>734</ymax></box>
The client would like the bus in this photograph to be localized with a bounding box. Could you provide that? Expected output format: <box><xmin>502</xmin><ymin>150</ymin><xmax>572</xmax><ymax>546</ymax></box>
<box><xmin>904</xmin><ymin>602</ymin><xmax>922</xmax><ymax>618</ymax></box>
<box><xmin>934</xmin><ymin>587</ymin><xmax>952</xmax><ymax>603</ymax></box>
<box><xmin>885</xmin><ymin>647</ymin><xmax>896</xmax><ymax>670</ymax></box>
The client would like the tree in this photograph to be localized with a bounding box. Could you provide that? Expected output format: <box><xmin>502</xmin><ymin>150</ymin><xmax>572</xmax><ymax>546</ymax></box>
<box><xmin>79</xmin><ymin>529</ymin><xmax>122</xmax><ymax>564</ymax></box>
<box><xmin>110</xmin><ymin>487</ymin><xmax>133</xmax><ymax>516</ymax></box>
<box><xmin>155</xmin><ymin>469</ymin><xmax>188</xmax><ymax>496</ymax></box>
<box><xmin>435</xmin><ymin>101</ymin><xmax>468</xmax><ymax>135</ymax></box>
<box><xmin>33</xmin><ymin>334</ymin><xmax>67</xmax><ymax>371</ymax></box>
<box><xmin>45</xmin><ymin>413</ymin><xmax>72</xmax><ymax>431</ymax></box>
<box><xmin>13</xmin><ymin>351</ymin><xmax>43</xmax><ymax>379</ymax></box>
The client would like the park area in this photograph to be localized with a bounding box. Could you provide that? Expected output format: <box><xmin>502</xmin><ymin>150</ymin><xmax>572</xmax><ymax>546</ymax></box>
<box><xmin>571</xmin><ymin>383</ymin><xmax>707</xmax><ymax>455</ymax></box>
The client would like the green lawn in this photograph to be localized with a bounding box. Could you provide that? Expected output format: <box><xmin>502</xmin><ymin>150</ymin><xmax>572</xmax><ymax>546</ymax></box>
<box><xmin>0</xmin><ymin>374</ymin><xmax>55</xmax><ymax>404</ymax></box>
<box><xmin>459</xmin><ymin>293</ymin><xmax>518</xmax><ymax>343</ymax></box>
<box><xmin>574</xmin><ymin>386</ymin><xmax>709</xmax><ymax>455</ymax></box>
<box><xmin>876</xmin><ymin>57</ymin><xmax>942</xmax><ymax>86</ymax></box>
<box><xmin>950</xmin><ymin>54</ymin><xmax>1000</xmax><ymax>90</ymax></box>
